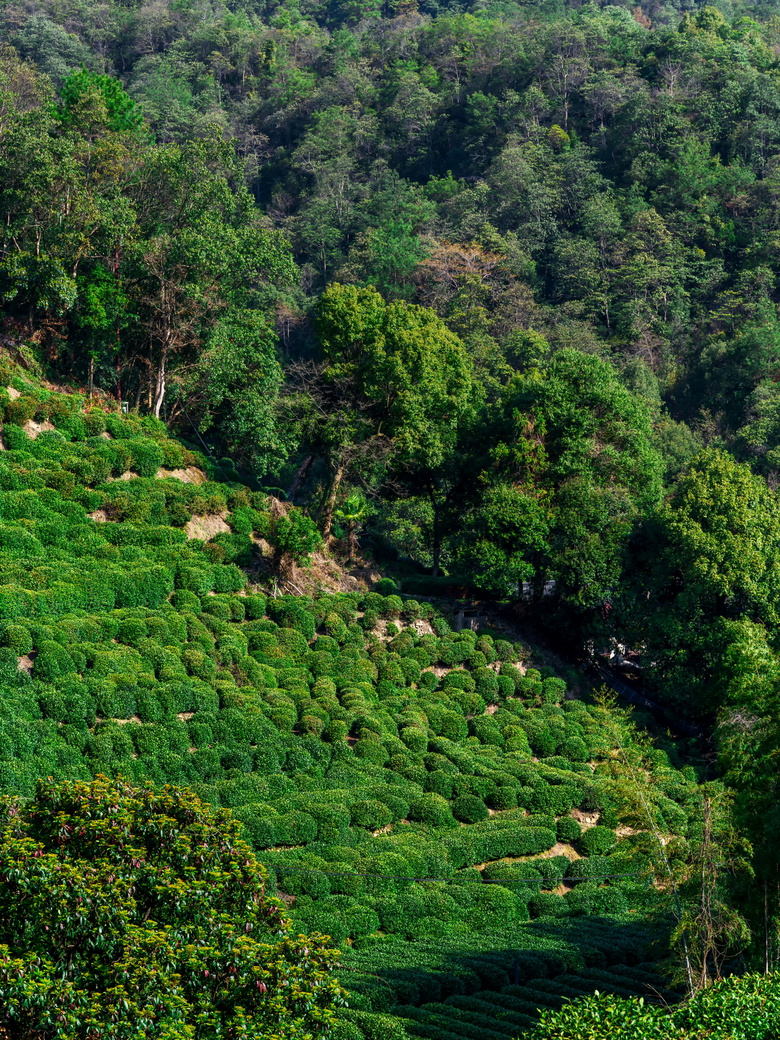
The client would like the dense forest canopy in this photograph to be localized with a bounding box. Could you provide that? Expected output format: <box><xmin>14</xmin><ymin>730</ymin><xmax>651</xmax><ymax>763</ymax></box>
<box><xmin>7</xmin><ymin>0</ymin><xmax>780</xmax><ymax>1035</ymax></box>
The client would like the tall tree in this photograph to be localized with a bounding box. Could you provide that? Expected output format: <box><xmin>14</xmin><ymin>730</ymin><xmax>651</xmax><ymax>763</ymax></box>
<box><xmin>287</xmin><ymin>282</ymin><xmax>478</xmax><ymax>545</ymax></box>
<box><xmin>463</xmin><ymin>348</ymin><xmax>663</xmax><ymax>607</ymax></box>
<box><xmin>623</xmin><ymin>449</ymin><xmax>780</xmax><ymax>716</ymax></box>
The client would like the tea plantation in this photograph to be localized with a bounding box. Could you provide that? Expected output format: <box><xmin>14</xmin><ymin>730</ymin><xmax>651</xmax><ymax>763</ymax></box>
<box><xmin>0</xmin><ymin>376</ymin><xmax>699</xmax><ymax>1039</ymax></box>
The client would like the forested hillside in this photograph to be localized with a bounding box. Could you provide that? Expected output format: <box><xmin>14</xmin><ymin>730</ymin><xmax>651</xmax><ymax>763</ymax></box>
<box><xmin>6</xmin><ymin>0</ymin><xmax>780</xmax><ymax>1035</ymax></box>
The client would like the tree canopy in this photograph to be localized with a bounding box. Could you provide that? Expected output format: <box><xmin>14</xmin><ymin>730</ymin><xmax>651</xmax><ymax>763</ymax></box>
<box><xmin>0</xmin><ymin>775</ymin><xmax>343</xmax><ymax>1040</ymax></box>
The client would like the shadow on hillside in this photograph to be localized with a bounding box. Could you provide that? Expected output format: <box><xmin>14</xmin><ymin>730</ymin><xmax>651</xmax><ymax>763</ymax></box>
<box><xmin>338</xmin><ymin>915</ymin><xmax>677</xmax><ymax>1011</ymax></box>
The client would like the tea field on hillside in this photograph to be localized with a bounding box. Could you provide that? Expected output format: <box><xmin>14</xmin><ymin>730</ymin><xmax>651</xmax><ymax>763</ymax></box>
<box><xmin>0</xmin><ymin>377</ymin><xmax>699</xmax><ymax>1038</ymax></box>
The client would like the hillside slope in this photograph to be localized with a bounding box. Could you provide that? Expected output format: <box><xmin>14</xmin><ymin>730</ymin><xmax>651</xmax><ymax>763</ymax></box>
<box><xmin>0</xmin><ymin>372</ymin><xmax>701</xmax><ymax>1039</ymax></box>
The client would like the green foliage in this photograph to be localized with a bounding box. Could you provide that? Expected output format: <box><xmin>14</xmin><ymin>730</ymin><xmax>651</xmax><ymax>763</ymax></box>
<box><xmin>532</xmin><ymin>973</ymin><xmax>780</xmax><ymax>1039</ymax></box>
<box><xmin>1</xmin><ymin>623</ymin><xmax>32</xmax><ymax>655</ymax></box>
<box><xmin>58</xmin><ymin>69</ymin><xmax>144</xmax><ymax>134</ymax></box>
<box><xmin>578</xmin><ymin>825</ymin><xmax>618</xmax><ymax>857</ymax></box>
<box><xmin>556</xmin><ymin>817</ymin><xmax>582</xmax><ymax>844</ymax></box>
<box><xmin>270</xmin><ymin>511</ymin><xmax>323</xmax><ymax>565</ymax></box>
<box><xmin>0</xmin><ymin>349</ymin><xmax>727</xmax><ymax>1033</ymax></box>
<box><xmin>408</xmin><ymin>793</ymin><xmax>457</xmax><ymax>829</ymax></box>
<box><xmin>627</xmin><ymin>449</ymin><xmax>780</xmax><ymax>716</ymax></box>
<box><xmin>452</xmin><ymin>794</ymin><xmax>489</xmax><ymax>823</ymax></box>
<box><xmin>0</xmin><ymin>775</ymin><xmax>343</xmax><ymax>1040</ymax></box>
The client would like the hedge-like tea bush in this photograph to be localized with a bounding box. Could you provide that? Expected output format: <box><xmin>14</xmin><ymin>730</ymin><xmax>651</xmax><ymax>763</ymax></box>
<box><xmin>578</xmin><ymin>825</ymin><xmax>618</xmax><ymax>857</ymax></box>
<box><xmin>452</xmin><ymin>795</ymin><xmax>489</xmax><ymax>824</ymax></box>
<box><xmin>409</xmin><ymin>793</ymin><xmax>457</xmax><ymax>829</ymax></box>
<box><xmin>556</xmin><ymin>817</ymin><xmax>582</xmax><ymax>844</ymax></box>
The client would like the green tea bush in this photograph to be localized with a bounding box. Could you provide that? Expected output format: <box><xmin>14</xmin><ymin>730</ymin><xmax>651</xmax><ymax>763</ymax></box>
<box><xmin>267</xmin><ymin>598</ymin><xmax>316</xmax><ymax>639</ymax></box>
<box><xmin>483</xmin><ymin>862</ymin><xmax>542</xmax><ymax>896</ymax></box>
<box><xmin>2</xmin><ymin>623</ymin><xmax>32</xmax><ymax>655</ymax></box>
<box><xmin>408</xmin><ymin>793</ymin><xmax>457</xmax><ymax>828</ymax></box>
<box><xmin>350</xmin><ymin>799</ymin><xmax>393</xmax><ymax>830</ymax></box>
<box><xmin>487</xmin><ymin>785</ymin><xmax>517</xmax><ymax>810</ymax></box>
<box><xmin>353</xmin><ymin>740</ymin><xmax>390</xmax><ymax>766</ymax></box>
<box><xmin>452</xmin><ymin>795</ymin><xmax>489</xmax><ymax>823</ymax></box>
<box><xmin>556</xmin><ymin>817</ymin><xmax>582</xmax><ymax>844</ymax></box>
<box><xmin>566</xmin><ymin>882</ymin><xmax>629</xmax><ymax>917</ymax></box>
<box><xmin>123</xmin><ymin>438</ymin><xmax>164</xmax><ymax>478</ymax></box>
<box><xmin>541</xmin><ymin>677</ymin><xmax>567</xmax><ymax>704</ymax></box>
<box><xmin>559</xmin><ymin>736</ymin><xmax>589</xmax><ymax>762</ymax></box>
<box><xmin>437</xmin><ymin>710</ymin><xmax>468</xmax><ymax>742</ymax></box>
<box><xmin>424</xmin><ymin>770</ymin><xmax>454</xmax><ymax>798</ymax></box>
<box><xmin>469</xmin><ymin>717</ymin><xmax>504</xmax><ymax>747</ymax></box>
<box><xmin>467</xmin><ymin>885</ymin><xmax>529</xmax><ymax>930</ymax></box>
<box><xmin>578</xmin><ymin>825</ymin><xmax>618</xmax><ymax>857</ymax></box>
<box><xmin>35</xmin><ymin>640</ymin><xmax>77</xmax><ymax>681</ymax></box>
<box><xmin>528</xmin><ymin>783</ymin><xmax>580</xmax><ymax>815</ymax></box>
<box><xmin>400</xmin><ymin>726</ymin><xmax>428</xmax><ymax>753</ymax></box>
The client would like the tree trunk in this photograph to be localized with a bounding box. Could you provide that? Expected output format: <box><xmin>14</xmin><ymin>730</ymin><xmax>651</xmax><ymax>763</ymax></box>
<box><xmin>153</xmin><ymin>351</ymin><xmax>167</xmax><ymax>419</ymax></box>
<box><xmin>765</xmin><ymin>879</ymin><xmax>770</xmax><ymax>974</ymax></box>
<box><xmin>88</xmin><ymin>355</ymin><xmax>94</xmax><ymax>400</ymax></box>
<box><xmin>321</xmin><ymin>463</ymin><xmax>345</xmax><ymax>538</ymax></box>
<box><xmin>348</xmin><ymin>521</ymin><xmax>358</xmax><ymax>561</ymax></box>
<box><xmin>431</xmin><ymin>501</ymin><xmax>441</xmax><ymax>577</ymax></box>
<box><xmin>287</xmin><ymin>454</ymin><xmax>314</xmax><ymax>502</ymax></box>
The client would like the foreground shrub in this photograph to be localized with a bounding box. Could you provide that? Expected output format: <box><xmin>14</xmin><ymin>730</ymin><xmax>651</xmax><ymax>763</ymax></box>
<box><xmin>0</xmin><ymin>775</ymin><xmax>343</xmax><ymax>1040</ymax></box>
<box><xmin>532</xmin><ymin>973</ymin><xmax>780</xmax><ymax>1039</ymax></box>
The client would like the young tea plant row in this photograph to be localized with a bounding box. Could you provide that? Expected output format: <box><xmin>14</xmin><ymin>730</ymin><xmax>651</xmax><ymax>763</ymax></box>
<box><xmin>395</xmin><ymin>960</ymin><xmax>672</xmax><ymax>1040</ymax></box>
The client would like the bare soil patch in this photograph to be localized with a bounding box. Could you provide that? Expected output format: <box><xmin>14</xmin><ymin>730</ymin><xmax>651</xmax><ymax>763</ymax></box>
<box><xmin>539</xmin><ymin>842</ymin><xmax>580</xmax><ymax>861</ymax></box>
<box><xmin>22</xmin><ymin>418</ymin><xmax>55</xmax><ymax>439</ymax></box>
<box><xmin>185</xmin><ymin>511</ymin><xmax>231</xmax><ymax>541</ymax></box>
<box><xmin>572</xmin><ymin>807</ymin><xmax>600</xmax><ymax>829</ymax></box>
<box><xmin>156</xmin><ymin>466</ymin><xmax>207</xmax><ymax>485</ymax></box>
<box><xmin>410</xmin><ymin>618</ymin><xmax>435</xmax><ymax>636</ymax></box>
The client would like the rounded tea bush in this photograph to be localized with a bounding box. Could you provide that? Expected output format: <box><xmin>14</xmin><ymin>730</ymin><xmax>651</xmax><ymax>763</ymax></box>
<box><xmin>487</xmin><ymin>785</ymin><xmax>518</xmax><ymax>811</ymax></box>
<box><xmin>353</xmin><ymin>740</ymin><xmax>390</xmax><ymax>766</ymax></box>
<box><xmin>408</xmin><ymin>793</ymin><xmax>457</xmax><ymax>828</ymax></box>
<box><xmin>529</xmin><ymin>892</ymin><xmax>569</xmax><ymax>919</ymax></box>
<box><xmin>2</xmin><ymin>624</ymin><xmax>32</xmax><ymax>655</ymax></box>
<box><xmin>578</xmin><ymin>825</ymin><xmax>618</xmax><ymax>857</ymax></box>
<box><xmin>541</xmin><ymin>676</ymin><xmax>567</xmax><ymax>704</ymax></box>
<box><xmin>452</xmin><ymin>794</ymin><xmax>489</xmax><ymax>823</ymax></box>
<box><xmin>556</xmin><ymin>816</ymin><xmax>583</xmax><ymax>844</ymax></box>
<box><xmin>350</xmin><ymin>799</ymin><xmax>393</xmax><ymax>830</ymax></box>
<box><xmin>423</xmin><ymin>770</ymin><xmax>454</xmax><ymax>799</ymax></box>
<box><xmin>566</xmin><ymin>882</ymin><xmax>629</xmax><ymax>917</ymax></box>
<box><xmin>400</xmin><ymin>726</ymin><xmax>428</xmax><ymax>753</ymax></box>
